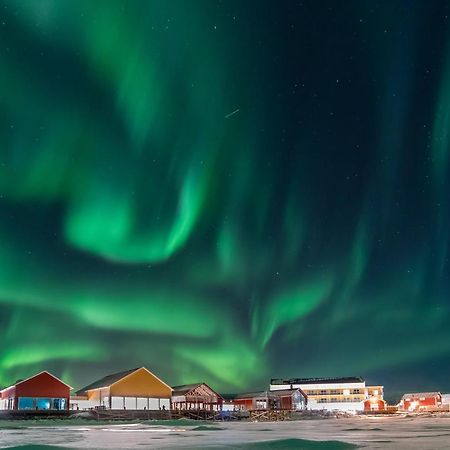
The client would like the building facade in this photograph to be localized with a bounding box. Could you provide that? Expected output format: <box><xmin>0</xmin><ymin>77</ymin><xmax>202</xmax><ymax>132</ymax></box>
<box><xmin>223</xmin><ymin>389</ymin><xmax>307</xmax><ymax>411</ymax></box>
<box><xmin>399</xmin><ymin>392</ymin><xmax>442</xmax><ymax>412</ymax></box>
<box><xmin>72</xmin><ymin>367</ymin><xmax>172</xmax><ymax>410</ymax></box>
<box><xmin>270</xmin><ymin>377</ymin><xmax>383</xmax><ymax>412</ymax></box>
<box><xmin>0</xmin><ymin>371</ymin><xmax>71</xmax><ymax>411</ymax></box>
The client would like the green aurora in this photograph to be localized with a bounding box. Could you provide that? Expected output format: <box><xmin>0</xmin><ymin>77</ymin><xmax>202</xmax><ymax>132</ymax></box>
<box><xmin>1</xmin><ymin>0</ymin><xmax>450</xmax><ymax>396</ymax></box>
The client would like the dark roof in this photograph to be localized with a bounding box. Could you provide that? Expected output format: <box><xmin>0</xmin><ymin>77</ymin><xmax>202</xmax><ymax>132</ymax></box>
<box><xmin>171</xmin><ymin>383</ymin><xmax>203</xmax><ymax>396</ymax></box>
<box><xmin>272</xmin><ymin>388</ymin><xmax>307</xmax><ymax>398</ymax></box>
<box><xmin>271</xmin><ymin>376</ymin><xmax>364</xmax><ymax>385</ymax></box>
<box><xmin>171</xmin><ymin>382</ymin><xmax>222</xmax><ymax>399</ymax></box>
<box><xmin>76</xmin><ymin>368</ymin><xmax>139</xmax><ymax>395</ymax></box>
<box><xmin>224</xmin><ymin>391</ymin><xmax>276</xmax><ymax>400</ymax></box>
<box><xmin>224</xmin><ymin>389</ymin><xmax>307</xmax><ymax>401</ymax></box>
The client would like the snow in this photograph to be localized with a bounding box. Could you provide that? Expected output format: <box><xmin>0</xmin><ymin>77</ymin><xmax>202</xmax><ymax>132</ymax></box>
<box><xmin>1</xmin><ymin>415</ymin><xmax>450</xmax><ymax>449</ymax></box>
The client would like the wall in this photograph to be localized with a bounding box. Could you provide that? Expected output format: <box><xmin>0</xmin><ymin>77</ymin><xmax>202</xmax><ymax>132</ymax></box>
<box><xmin>110</xmin><ymin>396</ymin><xmax>169</xmax><ymax>410</ymax></box>
<box><xmin>307</xmin><ymin>399</ymin><xmax>364</xmax><ymax>412</ymax></box>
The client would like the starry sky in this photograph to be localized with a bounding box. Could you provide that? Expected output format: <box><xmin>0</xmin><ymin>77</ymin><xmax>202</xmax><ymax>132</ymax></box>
<box><xmin>1</xmin><ymin>0</ymin><xmax>450</xmax><ymax>399</ymax></box>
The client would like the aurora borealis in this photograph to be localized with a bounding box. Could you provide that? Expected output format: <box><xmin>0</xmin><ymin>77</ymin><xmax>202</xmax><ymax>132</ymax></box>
<box><xmin>1</xmin><ymin>0</ymin><xmax>450</xmax><ymax>397</ymax></box>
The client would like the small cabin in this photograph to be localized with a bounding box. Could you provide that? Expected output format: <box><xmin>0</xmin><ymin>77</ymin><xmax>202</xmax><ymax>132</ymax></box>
<box><xmin>0</xmin><ymin>371</ymin><xmax>71</xmax><ymax>411</ymax></box>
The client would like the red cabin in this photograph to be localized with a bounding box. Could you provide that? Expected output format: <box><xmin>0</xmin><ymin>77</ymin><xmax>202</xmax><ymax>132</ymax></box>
<box><xmin>364</xmin><ymin>397</ymin><xmax>387</xmax><ymax>412</ymax></box>
<box><xmin>399</xmin><ymin>392</ymin><xmax>442</xmax><ymax>412</ymax></box>
<box><xmin>0</xmin><ymin>371</ymin><xmax>71</xmax><ymax>411</ymax></box>
<box><xmin>223</xmin><ymin>389</ymin><xmax>307</xmax><ymax>411</ymax></box>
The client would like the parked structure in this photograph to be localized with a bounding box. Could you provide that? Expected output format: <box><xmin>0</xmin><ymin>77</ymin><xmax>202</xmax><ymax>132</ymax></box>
<box><xmin>171</xmin><ymin>383</ymin><xmax>223</xmax><ymax>411</ymax></box>
<box><xmin>398</xmin><ymin>392</ymin><xmax>442</xmax><ymax>412</ymax></box>
<box><xmin>0</xmin><ymin>371</ymin><xmax>71</xmax><ymax>411</ymax></box>
<box><xmin>223</xmin><ymin>389</ymin><xmax>307</xmax><ymax>411</ymax></box>
<box><xmin>72</xmin><ymin>367</ymin><xmax>172</xmax><ymax>410</ymax></box>
<box><xmin>270</xmin><ymin>377</ymin><xmax>384</xmax><ymax>412</ymax></box>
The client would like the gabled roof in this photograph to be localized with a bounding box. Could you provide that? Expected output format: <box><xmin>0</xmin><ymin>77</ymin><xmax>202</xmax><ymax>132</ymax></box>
<box><xmin>0</xmin><ymin>371</ymin><xmax>72</xmax><ymax>393</ymax></box>
<box><xmin>228</xmin><ymin>389</ymin><xmax>307</xmax><ymax>400</ymax></box>
<box><xmin>402</xmin><ymin>392</ymin><xmax>441</xmax><ymax>400</ymax></box>
<box><xmin>172</xmin><ymin>382</ymin><xmax>222</xmax><ymax>399</ymax></box>
<box><xmin>225</xmin><ymin>391</ymin><xmax>277</xmax><ymax>400</ymax></box>
<box><xmin>76</xmin><ymin>368</ymin><xmax>138</xmax><ymax>395</ymax></box>
<box><xmin>76</xmin><ymin>367</ymin><xmax>172</xmax><ymax>396</ymax></box>
<box><xmin>271</xmin><ymin>376</ymin><xmax>364</xmax><ymax>385</ymax></box>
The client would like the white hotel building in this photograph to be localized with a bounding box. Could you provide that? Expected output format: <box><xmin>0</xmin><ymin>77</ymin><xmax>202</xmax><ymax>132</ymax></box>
<box><xmin>270</xmin><ymin>377</ymin><xmax>384</xmax><ymax>412</ymax></box>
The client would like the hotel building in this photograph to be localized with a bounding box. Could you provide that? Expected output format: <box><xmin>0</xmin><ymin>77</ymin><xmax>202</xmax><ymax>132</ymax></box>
<box><xmin>270</xmin><ymin>376</ymin><xmax>384</xmax><ymax>412</ymax></box>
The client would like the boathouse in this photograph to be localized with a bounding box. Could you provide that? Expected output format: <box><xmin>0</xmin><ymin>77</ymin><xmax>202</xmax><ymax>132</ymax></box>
<box><xmin>74</xmin><ymin>367</ymin><xmax>172</xmax><ymax>410</ymax></box>
<box><xmin>171</xmin><ymin>383</ymin><xmax>223</xmax><ymax>411</ymax></box>
<box><xmin>0</xmin><ymin>371</ymin><xmax>71</xmax><ymax>411</ymax></box>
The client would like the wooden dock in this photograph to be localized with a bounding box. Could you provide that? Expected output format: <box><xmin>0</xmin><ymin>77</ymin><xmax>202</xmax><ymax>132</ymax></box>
<box><xmin>0</xmin><ymin>408</ymin><xmax>301</xmax><ymax>422</ymax></box>
<box><xmin>87</xmin><ymin>408</ymin><xmax>295</xmax><ymax>422</ymax></box>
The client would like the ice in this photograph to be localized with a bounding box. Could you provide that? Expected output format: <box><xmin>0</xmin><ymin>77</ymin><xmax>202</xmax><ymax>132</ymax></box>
<box><xmin>1</xmin><ymin>415</ymin><xmax>450</xmax><ymax>449</ymax></box>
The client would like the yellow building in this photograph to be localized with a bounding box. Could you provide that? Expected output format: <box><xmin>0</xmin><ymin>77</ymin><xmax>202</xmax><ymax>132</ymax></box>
<box><xmin>72</xmin><ymin>367</ymin><xmax>172</xmax><ymax>410</ymax></box>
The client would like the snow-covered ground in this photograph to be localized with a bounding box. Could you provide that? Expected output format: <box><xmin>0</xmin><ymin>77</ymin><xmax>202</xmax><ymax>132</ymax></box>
<box><xmin>1</xmin><ymin>415</ymin><xmax>450</xmax><ymax>449</ymax></box>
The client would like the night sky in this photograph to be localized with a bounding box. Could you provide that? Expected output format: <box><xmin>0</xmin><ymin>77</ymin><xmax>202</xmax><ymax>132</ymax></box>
<box><xmin>1</xmin><ymin>0</ymin><xmax>450</xmax><ymax>399</ymax></box>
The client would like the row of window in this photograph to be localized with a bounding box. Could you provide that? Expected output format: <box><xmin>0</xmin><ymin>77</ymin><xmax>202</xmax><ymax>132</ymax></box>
<box><xmin>317</xmin><ymin>398</ymin><xmax>362</xmax><ymax>403</ymax></box>
<box><xmin>18</xmin><ymin>397</ymin><xmax>67</xmax><ymax>410</ymax></box>
<box><xmin>307</xmin><ymin>389</ymin><xmax>363</xmax><ymax>395</ymax></box>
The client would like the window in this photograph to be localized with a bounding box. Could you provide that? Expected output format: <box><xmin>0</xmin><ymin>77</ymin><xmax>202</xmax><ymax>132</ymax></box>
<box><xmin>52</xmin><ymin>398</ymin><xmax>66</xmax><ymax>410</ymax></box>
<box><xmin>36</xmin><ymin>398</ymin><xmax>52</xmax><ymax>410</ymax></box>
<box><xmin>18</xmin><ymin>397</ymin><xmax>34</xmax><ymax>410</ymax></box>
<box><xmin>255</xmin><ymin>400</ymin><xmax>267</xmax><ymax>410</ymax></box>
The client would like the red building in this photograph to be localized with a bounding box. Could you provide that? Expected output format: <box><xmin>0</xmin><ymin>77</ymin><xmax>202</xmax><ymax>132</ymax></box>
<box><xmin>399</xmin><ymin>392</ymin><xmax>442</xmax><ymax>412</ymax></box>
<box><xmin>224</xmin><ymin>389</ymin><xmax>307</xmax><ymax>411</ymax></box>
<box><xmin>364</xmin><ymin>397</ymin><xmax>386</xmax><ymax>412</ymax></box>
<box><xmin>0</xmin><ymin>371</ymin><xmax>71</xmax><ymax>411</ymax></box>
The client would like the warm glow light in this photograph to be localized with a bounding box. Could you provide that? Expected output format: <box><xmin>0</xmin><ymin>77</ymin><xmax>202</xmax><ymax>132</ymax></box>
<box><xmin>409</xmin><ymin>401</ymin><xmax>419</xmax><ymax>411</ymax></box>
